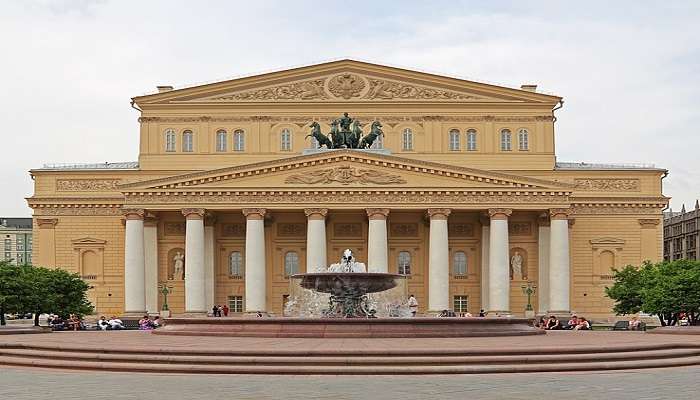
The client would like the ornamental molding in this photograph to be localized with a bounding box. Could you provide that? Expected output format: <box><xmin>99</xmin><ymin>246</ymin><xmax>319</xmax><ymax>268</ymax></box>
<box><xmin>571</xmin><ymin>203</ymin><xmax>665</xmax><ymax>215</ymax></box>
<box><xmin>427</xmin><ymin>208</ymin><xmax>452</xmax><ymax>219</ymax></box>
<box><xmin>590</xmin><ymin>237</ymin><xmax>626</xmax><ymax>246</ymax></box>
<box><xmin>363</xmin><ymin>77</ymin><xmax>485</xmax><ymax>101</ymax></box>
<box><xmin>138</xmin><ymin>115</ymin><xmax>552</xmax><ymax>124</ymax></box>
<box><xmin>638</xmin><ymin>218</ymin><xmax>661</xmax><ymax>227</ymax></box>
<box><xmin>366</xmin><ymin>208</ymin><xmax>391</xmax><ymax>219</ymax></box>
<box><xmin>242</xmin><ymin>208</ymin><xmax>267</xmax><ymax>219</ymax></box>
<box><xmin>124</xmin><ymin>190</ymin><xmax>570</xmax><ymax>206</ymax></box>
<box><xmin>36</xmin><ymin>218</ymin><xmax>58</xmax><ymax>228</ymax></box>
<box><xmin>573</xmin><ymin>178</ymin><xmax>641</xmax><ymax>192</ymax></box>
<box><xmin>211</xmin><ymin>78</ymin><xmax>328</xmax><ymax>101</ymax></box>
<box><xmin>31</xmin><ymin>207</ymin><xmax>123</xmax><ymax>216</ymax></box>
<box><xmin>549</xmin><ymin>208</ymin><xmax>572</xmax><ymax>219</ymax></box>
<box><xmin>285</xmin><ymin>166</ymin><xmax>407</xmax><ymax>185</ymax></box>
<box><xmin>181</xmin><ymin>208</ymin><xmax>206</xmax><ymax>219</ymax></box>
<box><xmin>488</xmin><ymin>208</ymin><xmax>513</xmax><ymax>218</ymax></box>
<box><xmin>56</xmin><ymin>179</ymin><xmax>121</xmax><ymax>192</ymax></box>
<box><xmin>304</xmin><ymin>208</ymin><xmax>329</xmax><ymax>218</ymax></box>
<box><xmin>71</xmin><ymin>237</ymin><xmax>107</xmax><ymax>246</ymax></box>
<box><xmin>123</xmin><ymin>208</ymin><xmax>145</xmax><ymax>220</ymax></box>
<box><xmin>327</xmin><ymin>73</ymin><xmax>368</xmax><ymax>99</ymax></box>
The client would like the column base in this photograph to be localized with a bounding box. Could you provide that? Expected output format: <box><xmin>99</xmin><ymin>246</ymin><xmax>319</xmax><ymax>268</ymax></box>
<box><xmin>485</xmin><ymin>310</ymin><xmax>512</xmax><ymax>317</ymax></box>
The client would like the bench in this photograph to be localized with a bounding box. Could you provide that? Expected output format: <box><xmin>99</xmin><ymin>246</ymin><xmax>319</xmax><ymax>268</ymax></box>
<box><xmin>611</xmin><ymin>320</ymin><xmax>646</xmax><ymax>331</ymax></box>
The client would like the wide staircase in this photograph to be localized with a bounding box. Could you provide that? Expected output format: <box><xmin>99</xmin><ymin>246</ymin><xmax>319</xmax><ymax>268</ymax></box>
<box><xmin>2</xmin><ymin>341</ymin><xmax>700</xmax><ymax>374</ymax></box>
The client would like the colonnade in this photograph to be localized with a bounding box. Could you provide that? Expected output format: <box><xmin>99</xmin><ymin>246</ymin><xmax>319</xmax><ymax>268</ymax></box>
<box><xmin>122</xmin><ymin>207</ymin><xmax>572</xmax><ymax>316</ymax></box>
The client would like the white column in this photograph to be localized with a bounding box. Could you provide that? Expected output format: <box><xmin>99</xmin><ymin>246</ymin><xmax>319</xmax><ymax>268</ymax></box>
<box><xmin>204</xmin><ymin>219</ymin><xmax>215</xmax><ymax>313</ymax></box>
<box><xmin>123</xmin><ymin>209</ymin><xmax>146</xmax><ymax>314</ymax></box>
<box><xmin>366</xmin><ymin>208</ymin><xmax>390</xmax><ymax>273</ymax></box>
<box><xmin>548</xmin><ymin>208</ymin><xmax>571</xmax><ymax>315</ymax></box>
<box><xmin>488</xmin><ymin>208</ymin><xmax>511</xmax><ymax>315</ymax></box>
<box><xmin>304</xmin><ymin>208</ymin><xmax>328</xmax><ymax>272</ymax></box>
<box><xmin>480</xmin><ymin>216</ymin><xmax>490</xmax><ymax>312</ymax></box>
<box><xmin>243</xmin><ymin>208</ymin><xmax>267</xmax><ymax>313</ymax></box>
<box><xmin>144</xmin><ymin>217</ymin><xmax>159</xmax><ymax>314</ymax></box>
<box><xmin>428</xmin><ymin>208</ymin><xmax>451</xmax><ymax>313</ymax></box>
<box><xmin>537</xmin><ymin>215</ymin><xmax>550</xmax><ymax>315</ymax></box>
<box><xmin>183</xmin><ymin>208</ymin><xmax>206</xmax><ymax>314</ymax></box>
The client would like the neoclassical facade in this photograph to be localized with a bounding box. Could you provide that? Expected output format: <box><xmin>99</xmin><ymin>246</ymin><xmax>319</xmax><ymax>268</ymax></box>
<box><xmin>28</xmin><ymin>60</ymin><xmax>667</xmax><ymax>318</ymax></box>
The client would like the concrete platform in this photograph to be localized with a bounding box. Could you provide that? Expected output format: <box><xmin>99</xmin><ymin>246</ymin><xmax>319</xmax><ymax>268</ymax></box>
<box><xmin>154</xmin><ymin>316</ymin><xmax>544</xmax><ymax>338</ymax></box>
<box><xmin>2</xmin><ymin>331</ymin><xmax>700</xmax><ymax>374</ymax></box>
<box><xmin>0</xmin><ymin>326</ymin><xmax>50</xmax><ymax>335</ymax></box>
<box><xmin>648</xmin><ymin>326</ymin><xmax>700</xmax><ymax>335</ymax></box>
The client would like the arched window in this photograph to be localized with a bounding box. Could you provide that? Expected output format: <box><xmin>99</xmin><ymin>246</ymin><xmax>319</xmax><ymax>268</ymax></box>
<box><xmin>228</xmin><ymin>251</ymin><xmax>242</xmax><ymax>277</ymax></box>
<box><xmin>466</xmin><ymin>129</ymin><xmax>477</xmax><ymax>151</ymax></box>
<box><xmin>182</xmin><ymin>130</ymin><xmax>194</xmax><ymax>152</ymax></box>
<box><xmin>518</xmin><ymin>128</ymin><xmax>529</xmax><ymax>151</ymax></box>
<box><xmin>448</xmin><ymin>129</ymin><xmax>460</xmax><ymax>151</ymax></box>
<box><xmin>216</xmin><ymin>129</ymin><xmax>227</xmax><ymax>152</ymax></box>
<box><xmin>398</xmin><ymin>251</ymin><xmax>411</xmax><ymax>275</ymax></box>
<box><xmin>164</xmin><ymin>129</ymin><xmax>176</xmax><ymax>152</ymax></box>
<box><xmin>453</xmin><ymin>251</ymin><xmax>467</xmax><ymax>276</ymax></box>
<box><xmin>370</xmin><ymin>133</ymin><xmax>384</xmax><ymax>149</ymax></box>
<box><xmin>284</xmin><ymin>251</ymin><xmax>299</xmax><ymax>276</ymax></box>
<box><xmin>500</xmin><ymin>129</ymin><xmax>512</xmax><ymax>151</ymax></box>
<box><xmin>402</xmin><ymin>128</ymin><xmax>413</xmax><ymax>151</ymax></box>
<box><xmin>233</xmin><ymin>129</ymin><xmax>245</xmax><ymax>151</ymax></box>
<box><xmin>280</xmin><ymin>128</ymin><xmax>292</xmax><ymax>151</ymax></box>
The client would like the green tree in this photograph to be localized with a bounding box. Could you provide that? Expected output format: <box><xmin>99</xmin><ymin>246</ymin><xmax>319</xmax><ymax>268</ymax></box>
<box><xmin>0</xmin><ymin>261</ymin><xmax>24</xmax><ymax>326</ymax></box>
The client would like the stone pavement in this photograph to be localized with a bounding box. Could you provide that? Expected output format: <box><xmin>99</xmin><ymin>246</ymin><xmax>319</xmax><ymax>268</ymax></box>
<box><xmin>0</xmin><ymin>366</ymin><xmax>698</xmax><ymax>399</ymax></box>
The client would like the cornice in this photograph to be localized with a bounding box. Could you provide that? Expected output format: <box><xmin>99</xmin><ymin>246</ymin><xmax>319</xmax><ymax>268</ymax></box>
<box><xmin>138</xmin><ymin>114</ymin><xmax>554</xmax><ymax>124</ymax></box>
<box><xmin>118</xmin><ymin>149</ymin><xmax>572</xmax><ymax>191</ymax></box>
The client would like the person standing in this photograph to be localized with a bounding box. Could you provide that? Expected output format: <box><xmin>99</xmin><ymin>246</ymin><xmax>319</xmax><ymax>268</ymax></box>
<box><xmin>222</xmin><ymin>304</ymin><xmax>230</xmax><ymax>317</ymax></box>
<box><xmin>407</xmin><ymin>294</ymin><xmax>418</xmax><ymax>317</ymax></box>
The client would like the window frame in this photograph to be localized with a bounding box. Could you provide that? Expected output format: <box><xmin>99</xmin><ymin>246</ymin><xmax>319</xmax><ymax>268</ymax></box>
<box><xmin>453</xmin><ymin>251</ymin><xmax>467</xmax><ymax>276</ymax></box>
<box><xmin>517</xmin><ymin>128</ymin><xmax>529</xmax><ymax>151</ymax></box>
<box><xmin>164</xmin><ymin>129</ymin><xmax>176</xmax><ymax>152</ymax></box>
<box><xmin>280</xmin><ymin>128</ymin><xmax>292</xmax><ymax>151</ymax></box>
<box><xmin>397</xmin><ymin>250</ymin><xmax>411</xmax><ymax>275</ymax></box>
<box><xmin>448</xmin><ymin>129</ymin><xmax>460</xmax><ymax>151</ymax></box>
<box><xmin>500</xmin><ymin>129</ymin><xmax>512</xmax><ymax>151</ymax></box>
<box><xmin>182</xmin><ymin>130</ymin><xmax>194</xmax><ymax>152</ymax></box>
<box><xmin>233</xmin><ymin>129</ymin><xmax>245</xmax><ymax>152</ymax></box>
<box><xmin>466</xmin><ymin>129</ymin><xmax>477</xmax><ymax>151</ymax></box>
<box><xmin>453</xmin><ymin>295</ymin><xmax>469</xmax><ymax>313</ymax></box>
<box><xmin>227</xmin><ymin>295</ymin><xmax>244</xmax><ymax>313</ymax></box>
<box><xmin>402</xmin><ymin>128</ymin><xmax>414</xmax><ymax>151</ymax></box>
<box><xmin>228</xmin><ymin>251</ymin><xmax>243</xmax><ymax>277</ymax></box>
<box><xmin>215</xmin><ymin>129</ymin><xmax>227</xmax><ymax>152</ymax></box>
<box><xmin>284</xmin><ymin>251</ymin><xmax>300</xmax><ymax>277</ymax></box>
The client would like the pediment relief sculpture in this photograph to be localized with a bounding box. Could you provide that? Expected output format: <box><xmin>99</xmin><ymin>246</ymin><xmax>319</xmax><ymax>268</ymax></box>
<box><xmin>284</xmin><ymin>166</ymin><xmax>406</xmax><ymax>185</ymax></box>
<box><xmin>203</xmin><ymin>73</ymin><xmax>492</xmax><ymax>102</ymax></box>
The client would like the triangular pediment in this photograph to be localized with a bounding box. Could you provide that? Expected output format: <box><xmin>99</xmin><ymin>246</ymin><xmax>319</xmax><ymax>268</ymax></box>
<box><xmin>133</xmin><ymin>60</ymin><xmax>560</xmax><ymax>105</ymax></box>
<box><xmin>71</xmin><ymin>237</ymin><xmax>107</xmax><ymax>246</ymax></box>
<box><xmin>119</xmin><ymin>150</ymin><xmax>571</xmax><ymax>192</ymax></box>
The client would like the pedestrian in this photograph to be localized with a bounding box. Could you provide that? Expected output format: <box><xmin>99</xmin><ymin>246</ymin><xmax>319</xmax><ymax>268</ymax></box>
<box><xmin>222</xmin><ymin>304</ymin><xmax>229</xmax><ymax>317</ymax></box>
<box><xmin>479</xmin><ymin>309</ymin><xmax>486</xmax><ymax>317</ymax></box>
<box><xmin>407</xmin><ymin>294</ymin><xmax>418</xmax><ymax>317</ymax></box>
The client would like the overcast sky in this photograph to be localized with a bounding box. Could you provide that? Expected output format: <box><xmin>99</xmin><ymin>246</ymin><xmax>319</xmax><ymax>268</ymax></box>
<box><xmin>2</xmin><ymin>1</ymin><xmax>699</xmax><ymax>216</ymax></box>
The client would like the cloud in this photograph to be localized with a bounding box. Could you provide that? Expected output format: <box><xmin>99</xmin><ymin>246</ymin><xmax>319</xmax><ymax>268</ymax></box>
<box><xmin>1</xmin><ymin>1</ymin><xmax>698</xmax><ymax>215</ymax></box>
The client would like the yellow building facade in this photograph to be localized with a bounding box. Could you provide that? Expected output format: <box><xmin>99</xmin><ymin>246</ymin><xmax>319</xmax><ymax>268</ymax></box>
<box><xmin>27</xmin><ymin>60</ymin><xmax>667</xmax><ymax>319</ymax></box>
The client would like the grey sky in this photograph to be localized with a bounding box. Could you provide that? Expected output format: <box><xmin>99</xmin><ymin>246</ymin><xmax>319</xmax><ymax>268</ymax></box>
<box><xmin>2</xmin><ymin>1</ymin><xmax>698</xmax><ymax>216</ymax></box>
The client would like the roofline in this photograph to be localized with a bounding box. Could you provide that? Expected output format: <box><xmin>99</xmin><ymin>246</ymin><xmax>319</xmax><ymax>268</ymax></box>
<box><xmin>132</xmin><ymin>59</ymin><xmax>562</xmax><ymax>105</ymax></box>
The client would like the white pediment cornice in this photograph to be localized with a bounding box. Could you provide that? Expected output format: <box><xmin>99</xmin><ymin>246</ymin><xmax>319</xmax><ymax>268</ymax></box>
<box><xmin>132</xmin><ymin>60</ymin><xmax>561</xmax><ymax>106</ymax></box>
<box><xmin>118</xmin><ymin>149</ymin><xmax>572</xmax><ymax>192</ymax></box>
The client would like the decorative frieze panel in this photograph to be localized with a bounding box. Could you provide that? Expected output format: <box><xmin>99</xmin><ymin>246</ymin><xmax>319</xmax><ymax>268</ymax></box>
<box><xmin>364</xmin><ymin>78</ymin><xmax>484</xmax><ymax>101</ymax></box>
<box><xmin>163</xmin><ymin>222</ymin><xmax>186</xmax><ymax>236</ymax></box>
<box><xmin>390</xmin><ymin>223</ymin><xmax>418</xmax><ymax>237</ymax></box>
<box><xmin>277</xmin><ymin>223</ymin><xmax>305</xmax><ymax>237</ymax></box>
<box><xmin>32</xmin><ymin>207</ymin><xmax>123</xmax><ymax>216</ymax></box>
<box><xmin>573</xmin><ymin>178</ymin><xmax>640</xmax><ymax>192</ymax></box>
<box><xmin>509</xmin><ymin>222</ymin><xmax>532</xmax><ymax>236</ymax></box>
<box><xmin>285</xmin><ymin>166</ymin><xmax>407</xmax><ymax>185</ymax></box>
<box><xmin>56</xmin><ymin>179</ymin><xmax>121</xmax><ymax>191</ymax></box>
<box><xmin>333</xmin><ymin>223</ymin><xmax>362</xmax><ymax>237</ymax></box>
<box><xmin>212</xmin><ymin>78</ymin><xmax>328</xmax><ymax>101</ymax></box>
<box><xmin>448</xmin><ymin>223</ymin><xmax>474</xmax><ymax>237</ymax></box>
<box><xmin>221</xmin><ymin>223</ymin><xmax>245</xmax><ymax>237</ymax></box>
<box><xmin>138</xmin><ymin>115</ymin><xmax>552</xmax><ymax>124</ymax></box>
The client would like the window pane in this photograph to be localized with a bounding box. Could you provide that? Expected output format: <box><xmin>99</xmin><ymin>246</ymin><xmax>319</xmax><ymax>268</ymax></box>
<box><xmin>228</xmin><ymin>251</ymin><xmax>242</xmax><ymax>277</ymax></box>
<box><xmin>182</xmin><ymin>130</ymin><xmax>193</xmax><ymax>152</ymax></box>
<box><xmin>398</xmin><ymin>251</ymin><xmax>411</xmax><ymax>275</ymax></box>
<box><xmin>165</xmin><ymin>129</ymin><xmax>176</xmax><ymax>152</ymax></box>
<box><xmin>449</xmin><ymin>129</ymin><xmax>460</xmax><ymax>151</ymax></box>
<box><xmin>467</xmin><ymin>129</ymin><xmax>477</xmax><ymax>151</ymax></box>
<box><xmin>453</xmin><ymin>251</ymin><xmax>467</xmax><ymax>276</ymax></box>
<box><xmin>234</xmin><ymin>130</ymin><xmax>245</xmax><ymax>151</ymax></box>
<box><xmin>402</xmin><ymin>128</ymin><xmax>413</xmax><ymax>151</ymax></box>
<box><xmin>227</xmin><ymin>296</ymin><xmax>243</xmax><ymax>313</ymax></box>
<box><xmin>281</xmin><ymin>128</ymin><xmax>292</xmax><ymax>151</ymax></box>
<box><xmin>216</xmin><ymin>130</ymin><xmax>227</xmax><ymax>152</ymax></box>
<box><xmin>518</xmin><ymin>129</ymin><xmax>529</xmax><ymax>150</ymax></box>
<box><xmin>453</xmin><ymin>296</ymin><xmax>468</xmax><ymax>313</ymax></box>
<box><xmin>285</xmin><ymin>251</ymin><xmax>299</xmax><ymax>276</ymax></box>
<box><xmin>500</xmin><ymin>129</ymin><xmax>511</xmax><ymax>151</ymax></box>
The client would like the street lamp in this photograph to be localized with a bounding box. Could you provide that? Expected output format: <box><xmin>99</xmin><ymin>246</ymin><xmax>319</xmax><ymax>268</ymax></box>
<box><xmin>521</xmin><ymin>281</ymin><xmax>537</xmax><ymax>317</ymax></box>
<box><xmin>158</xmin><ymin>282</ymin><xmax>173</xmax><ymax>317</ymax></box>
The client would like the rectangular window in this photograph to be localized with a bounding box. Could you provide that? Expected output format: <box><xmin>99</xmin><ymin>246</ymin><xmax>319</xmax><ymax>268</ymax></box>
<box><xmin>16</xmin><ymin>253</ymin><xmax>24</xmax><ymax>265</ymax></box>
<box><xmin>16</xmin><ymin>236</ymin><xmax>24</xmax><ymax>251</ymax></box>
<box><xmin>4</xmin><ymin>239</ymin><xmax>10</xmax><ymax>251</ymax></box>
<box><xmin>27</xmin><ymin>254</ymin><xmax>32</xmax><ymax>265</ymax></box>
<box><xmin>27</xmin><ymin>236</ymin><xmax>32</xmax><ymax>251</ymax></box>
<box><xmin>4</xmin><ymin>252</ymin><xmax>11</xmax><ymax>261</ymax></box>
<box><xmin>227</xmin><ymin>296</ymin><xmax>243</xmax><ymax>313</ymax></box>
<box><xmin>466</xmin><ymin>131</ymin><xmax>477</xmax><ymax>151</ymax></box>
<box><xmin>453</xmin><ymin>295</ymin><xmax>469</xmax><ymax>313</ymax></box>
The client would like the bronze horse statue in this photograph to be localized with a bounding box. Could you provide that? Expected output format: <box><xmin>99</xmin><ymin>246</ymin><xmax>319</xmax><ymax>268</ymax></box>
<box><xmin>306</xmin><ymin>122</ymin><xmax>333</xmax><ymax>149</ymax></box>
<box><xmin>359</xmin><ymin>121</ymin><xmax>384</xmax><ymax>149</ymax></box>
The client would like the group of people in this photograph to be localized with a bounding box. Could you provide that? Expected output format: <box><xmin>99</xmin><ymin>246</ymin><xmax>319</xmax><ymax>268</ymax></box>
<box><xmin>536</xmin><ymin>315</ymin><xmax>591</xmax><ymax>330</ymax></box>
<box><xmin>96</xmin><ymin>316</ymin><xmax>126</xmax><ymax>330</ymax></box>
<box><xmin>138</xmin><ymin>315</ymin><xmax>161</xmax><ymax>330</ymax></box>
<box><xmin>48</xmin><ymin>314</ymin><xmax>84</xmax><ymax>331</ymax></box>
<box><xmin>211</xmin><ymin>304</ymin><xmax>230</xmax><ymax>317</ymax></box>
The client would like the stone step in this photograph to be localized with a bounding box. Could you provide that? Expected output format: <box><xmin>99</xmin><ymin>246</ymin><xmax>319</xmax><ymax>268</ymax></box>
<box><xmin>2</xmin><ymin>354</ymin><xmax>700</xmax><ymax>374</ymax></box>
<box><xmin>1</xmin><ymin>347</ymin><xmax>699</xmax><ymax>366</ymax></box>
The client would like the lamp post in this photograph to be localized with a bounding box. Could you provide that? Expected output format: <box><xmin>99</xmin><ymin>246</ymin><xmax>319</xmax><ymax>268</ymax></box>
<box><xmin>521</xmin><ymin>281</ymin><xmax>537</xmax><ymax>318</ymax></box>
<box><xmin>158</xmin><ymin>282</ymin><xmax>173</xmax><ymax>317</ymax></box>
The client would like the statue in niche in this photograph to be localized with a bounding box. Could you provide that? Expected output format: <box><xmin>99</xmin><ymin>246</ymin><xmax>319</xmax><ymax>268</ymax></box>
<box><xmin>510</xmin><ymin>251</ymin><xmax>525</xmax><ymax>280</ymax></box>
<box><xmin>172</xmin><ymin>251</ymin><xmax>185</xmax><ymax>280</ymax></box>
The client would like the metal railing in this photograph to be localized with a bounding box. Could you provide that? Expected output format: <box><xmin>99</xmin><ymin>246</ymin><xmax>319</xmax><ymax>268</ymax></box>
<box><xmin>40</xmin><ymin>161</ymin><xmax>139</xmax><ymax>170</ymax></box>
<box><xmin>556</xmin><ymin>161</ymin><xmax>657</xmax><ymax>169</ymax></box>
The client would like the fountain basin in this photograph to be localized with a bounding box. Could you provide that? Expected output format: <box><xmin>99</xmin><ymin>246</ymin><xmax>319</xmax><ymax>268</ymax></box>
<box><xmin>154</xmin><ymin>317</ymin><xmax>544</xmax><ymax>338</ymax></box>
<box><xmin>294</xmin><ymin>272</ymin><xmax>401</xmax><ymax>294</ymax></box>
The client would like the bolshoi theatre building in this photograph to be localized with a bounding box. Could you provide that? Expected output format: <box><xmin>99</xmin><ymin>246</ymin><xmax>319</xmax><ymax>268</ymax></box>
<box><xmin>27</xmin><ymin>60</ymin><xmax>667</xmax><ymax>319</ymax></box>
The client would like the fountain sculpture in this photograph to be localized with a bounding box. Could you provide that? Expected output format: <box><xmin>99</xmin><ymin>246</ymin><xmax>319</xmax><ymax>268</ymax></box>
<box><xmin>285</xmin><ymin>249</ymin><xmax>410</xmax><ymax>318</ymax></box>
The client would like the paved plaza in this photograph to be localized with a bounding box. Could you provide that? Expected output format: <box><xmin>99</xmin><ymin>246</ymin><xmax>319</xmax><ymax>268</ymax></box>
<box><xmin>0</xmin><ymin>366</ymin><xmax>698</xmax><ymax>399</ymax></box>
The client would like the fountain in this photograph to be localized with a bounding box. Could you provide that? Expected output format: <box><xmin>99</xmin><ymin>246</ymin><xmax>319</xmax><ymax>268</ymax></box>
<box><xmin>285</xmin><ymin>249</ymin><xmax>410</xmax><ymax>318</ymax></box>
<box><xmin>156</xmin><ymin>249</ymin><xmax>543</xmax><ymax>338</ymax></box>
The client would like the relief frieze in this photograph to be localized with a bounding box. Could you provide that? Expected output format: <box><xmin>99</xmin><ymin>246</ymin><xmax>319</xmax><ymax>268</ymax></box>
<box><xmin>56</xmin><ymin>179</ymin><xmax>121</xmax><ymax>191</ymax></box>
<box><xmin>334</xmin><ymin>223</ymin><xmax>362</xmax><ymax>237</ymax></box>
<box><xmin>390</xmin><ymin>223</ymin><xmax>418</xmax><ymax>237</ymax></box>
<box><xmin>163</xmin><ymin>222</ymin><xmax>186</xmax><ymax>236</ymax></box>
<box><xmin>284</xmin><ymin>166</ymin><xmax>407</xmax><ymax>185</ymax></box>
<box><xmin>221</xmin><ymin>223</ymin><xmax>246</xmax><ymax>237</ymax></box>
<box><xmin>448</xmin><ymin>223</ymin><xmax>474</xmax><ymax>237</ymax></box>
<box><xmin>509</xmin><ymin>222</ymin><xmax>532</xmax><ymax>235</ymax></box>
<box><xmin>211</xmin><ymin>78</ymin><xmax>328</xmax><ymax>101</ymax></box>
<box><xmin>574</xmin><ymin>178</ymin><xmax>640</xmax><ymax>192</ymax></box>
<box><xmin>277</xmin><ymin>223</ymin><xmax>305</xmax><ymax>237</ymax></box>
<box><xmin>364</xmin><ymin>78</ymin><xmax>485</xmax><ymax>101</ymax></box>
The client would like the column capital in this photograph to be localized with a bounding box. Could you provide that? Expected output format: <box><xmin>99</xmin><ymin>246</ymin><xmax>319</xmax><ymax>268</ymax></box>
<box><xmin>537</xmin><ymin>212</ymin><xmax>550</xmax><ymax>227</ymax></box>
<box><xmin>242</xmin><ymin>208</ymin><xmax>267</xmax><ymax>220</ymax></box>
<box><xmin>304</xmin><ymin>208</ymin><xmax>328</xmax><ymax>220</ymax></box>
<box><xmin>366</xmin><ymin>208</ymin><xmax>390</xmax><ymax>220</ymax></box>
<box><xmin>427</xmin><ymin>208</ymin><xmax>451</xmax><ymax>220</ymax></box>
<box><xmin>181</xmin><ymin>208</ymin><xmax>206</xmax><ymax>220</ymax></box>
<box><xmin>549</xmin><ymin>208</ymin><xmax>572</xmax><ymax>220</ymax></box>
<box><xmin>488</xmin><ymin>208</ymin><xmax>512</xmax><ymax>220</ymax></box>
<box><xmin>123</xmin><ymin>208</ymin><xmax>145</xmax><ymax>220</ymax></box>
<box><xmin>36</xmin><ymin>218</ymin><xmax>58</xmax><ymax>229</ymax></box>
